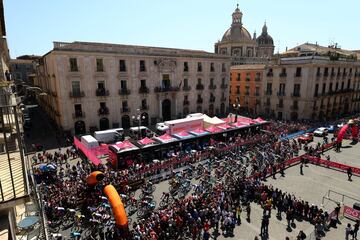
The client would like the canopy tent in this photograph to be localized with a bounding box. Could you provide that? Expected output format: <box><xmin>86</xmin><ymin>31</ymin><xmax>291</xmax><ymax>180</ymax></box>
<box><xmin>189</xmin><ymin>128</ymin><xmax>210</xmax><ymax>136</ymax></box>
<box><xmin>254</xmin><ymin>117</ymin><xmax>267</xmax><ymax>123</ymax></box>
<box><xmin>172</xmin><ymin>130</ymin><xmax>194</xmax><ymax>140</ymax></box>
<box><xmin>231</xmin><ymin>121</ymin><xmax>248</xmax><ymax>128</ymax></box>
<box><xmin>205</xmin><ymin>126</ymin><xmax>222</xmax><ymax>133</ymax></box>
<box><xmin>154</xmin><ymin>133</ymin><xmax>178</xmax><ymax>143</ymax></box>
<box><xmin>203</xmin><ymin>115</ymin><xmax>225</xmax><ymax>128</ymax></box>
<box><xmin>138</xmin><ymin>137</ymin><xmax>156</xmax><ymax>145</ymax></box>
<box><xmin>237</xmin><ymin>116</ymin><xmax>257</xmax><ymax>125</ymax></box>
<box><xmin>217</xmin><ymin>123</ymin><xmax>233</xmax><ymax>130</ymax></box>
<box><xmin>111</xmin><ymin>140</ymin><xmax>139</xmax><ymax>153</ymax></box>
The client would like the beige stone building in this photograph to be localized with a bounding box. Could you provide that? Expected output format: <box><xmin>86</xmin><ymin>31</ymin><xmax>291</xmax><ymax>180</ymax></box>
<box><xmin>260</xmin><ymin>43</ymin><xmax>360</xmax><ymax>120</ymax></box>
<box><xmin>215</xmin><ymin>5</ymin><xmax>275</xmax><ymax>65</ymax></box>
<box><xmin>35</xmin><ymin>41</ymin><xmax>230</xmax><ymax>134</ymax></box>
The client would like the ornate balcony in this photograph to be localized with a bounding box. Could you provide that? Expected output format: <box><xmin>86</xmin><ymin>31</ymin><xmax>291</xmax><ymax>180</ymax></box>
<box><xmin>72</xmin><ymin>111</ymin><xmax>85</xmax><ymax>119</ymax></box>
<box><xmin>140</xmin><ymin>105</ymin><xmax>149</xmax><ymax>110</ymax></box>
<box><xmin>290</xmin><ymin>105</ymin><xmax>299</xmax><ymax>110</ymax></box>
<box><xmin>196</xmin><ymin>84</ymin><xmax>204</xmax><ymax>90</ymax></box>
<box><xmin>276</xmin><ymin>104</ymin><xmax>284</xmax><ymax>109</ymax></box>
<box><xmin>291</xmin><ymin>93</ymin><xmax>301</xmax><ymax>97</ymax></box>
<box><xmin>96</xmin><ymin>88</ymin><xmax>110</xmax><ymax>97</ymax></box>
<box><xmin>69</xmin><ymin>91</ymin><xmax>85</xmax><ymax>98</ymax></box>
<box><xmin>277</xmin><ymin>92</ymin><xmax>286</xmax><ymax>97</ymax></box>
<box><xmin>265</xmin><ymin>91</ymin><xmax>272</xmax><ymax>96</ymax></box>
<box><xmin>139</xmin><ymin>87</ymin><xmax>149</xmax><ymax>94</ymax></box>
<box><xmin>279</xmin><ymin>73</ymin><xmax>287</xmax><ymax>78</ymax></box>
<box><xmin>121</xmin><ymin>107</ymin><xmax>130</xmax><ymax>113</ymax></box>
<box><xmin>154</xmin><ymin>86</ymin><xmax>180</xmax><ymax>93</ymax></box>
<box><xmin>98</xmin><ymin>107</ymin><xmax>109</xmax><ymax>115</ymax></box>
<box><xmin>182</xmin><ymin>85</ymin><xmax>191</xmax><ymax>91</ymax></box>
<box><xmin>118</xmin><ymin>88</ymin><xmax>131</xmax><ymax>95</ymax></box>
<box><xmin>208</xmin><ymin>84</ymin><xmax>217</xmax><ymax>90</ymax></box>
<box><xmin>220</xmin><ymin>83</ymin><xmax>228</xmax><ymax>89</ymax></box>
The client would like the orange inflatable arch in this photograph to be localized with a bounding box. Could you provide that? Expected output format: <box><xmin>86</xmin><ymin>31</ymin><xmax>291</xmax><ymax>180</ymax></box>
<box><xmin>86</xmin><ymin>171</ymin><xmax>128</xmax><ymax>228</ymax></box>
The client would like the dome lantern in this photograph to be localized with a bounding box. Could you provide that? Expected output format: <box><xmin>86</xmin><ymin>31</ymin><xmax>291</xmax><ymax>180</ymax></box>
<box><xmin>232</xmin><ymin>4</ymin><xmax>243</xmax><ymax>26</ymax></box>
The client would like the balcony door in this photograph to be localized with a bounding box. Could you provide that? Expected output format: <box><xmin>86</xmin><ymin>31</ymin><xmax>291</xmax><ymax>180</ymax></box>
<box><xmin>162</xmin><ymin>99</ymin><xmax>171</xmax><ymax>121</ymax></box>
<box><xmin>74</xmin><ymin>121</ymin><xmax>86</xmax><ymax>135</ymax></box>
<box><xmin>99</xmin><ymin>117</ymin><xmax>109</xmax><ymax>130</ymax></box>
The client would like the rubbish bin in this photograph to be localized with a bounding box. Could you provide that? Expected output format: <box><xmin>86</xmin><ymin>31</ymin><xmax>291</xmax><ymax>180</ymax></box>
<box><xmin>353</xmin><ymin>202</ymin><xmax>360</xmax><ymax>211</ymax></box>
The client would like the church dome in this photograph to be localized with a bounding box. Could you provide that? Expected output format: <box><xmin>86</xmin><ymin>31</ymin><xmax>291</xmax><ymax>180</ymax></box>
<box><xmin>220</xmin><ymin>4</ymin><xmax>252</xmax><ymax>43</ymax></box>
<box><xmin>256</xmin><ymin>22</ymin><xmax>274</xmax><ymax>45</ymax></box>
<box><xmin>221</xmin><ymin>27</ymin><xmax>252</xmax><ymax>42</ymax></box>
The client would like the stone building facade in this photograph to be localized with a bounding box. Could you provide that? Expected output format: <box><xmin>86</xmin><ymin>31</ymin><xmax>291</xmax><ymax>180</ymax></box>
<box><xmin>230</xmin><ymin>64</ymin><xmax>265</xmax><ymax>115</ymax></box>
<box><xmin>215</xmin><ymin>5</ymin><xmax>275</xmax><ymax>65</ymax></box>
<box><xmin>232</xmin><ymin>43</ymin><xmax>360</xmax><ymax>120</ymax></box>
<box><xmin>35</xmin><ymin>41</ymin><xmax>230</xmax><ymax>134</ymax></box>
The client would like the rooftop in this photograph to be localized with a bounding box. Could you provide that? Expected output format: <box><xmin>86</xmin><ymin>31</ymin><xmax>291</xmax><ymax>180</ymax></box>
<box><xmin>50</xmin><ymin>41</ymin><xmax>230</xmax><ymax>60</ymax></box>
<box><xmin>282</xmin><ymin>43</ymin><xmax>359</xmax><ymax>60</ymax></box>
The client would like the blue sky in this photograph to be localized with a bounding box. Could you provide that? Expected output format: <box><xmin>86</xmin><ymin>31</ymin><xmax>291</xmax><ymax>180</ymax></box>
<box><xmin>4</xmin><ymin>0</ymin><xmax>360</xmax><ymax>58</ymax></box>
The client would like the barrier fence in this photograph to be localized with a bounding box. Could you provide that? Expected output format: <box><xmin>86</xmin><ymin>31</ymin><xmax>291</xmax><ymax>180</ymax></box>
<box><xmin>305</xmin><ymin>155</ymin><xmax>360</xmax><ymax>175</ymax></box>
<box><xmin>135</xmin><ymin>136</ymin><xmax>268</xmax><ymax>175</ymax></box>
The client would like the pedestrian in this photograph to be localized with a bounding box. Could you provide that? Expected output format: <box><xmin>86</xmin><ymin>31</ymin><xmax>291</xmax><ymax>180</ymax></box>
<box><xmin>354</xmin><ymin>220</ymin><xmax>359</xmax><ymax>239</ymax></box>
<box><xmin>272</xmin><ymin>164</ymin><xmax>276</xmax><ymax>179</ymax></box>
<box><xmin>280</xmin><ymin>163</ymin><xmax>285</xmax><ymax>177</ymax></box>
<box><xmin>260</xmin><ymin>216</ymin><xmax>269</xmax><ymax>236</ymax></box>
<box><xmin>335</xmin><ymin>203</ymin><xmax>341</xmax><ymax>222</ymax></box>
<box><xmin>300</xmin><ymin>162</ymin><xmax>304</xmax><ymax>175</ymax></box>
<box><xmin>346</xmin><ymin>223</ymin><xmax>353</xmax><ymax>240</ymax></box>
<box><xmin>286</xmin><ymin>208</ymin><xmax>292</xmax><ymax>229</ymax></box>
<box><xmin>347</xmin><ymin>167</ymin><xmax>353</xmax><ymax>181</ymax></box>
<box><xmin>246</xmin><ymin>204</ymin><xmax>251</xmax><ymax>222</ymax></box>
<box><xmin>297</xmin><ymin>230</ymin><xmax>307</xmax><ymax>240</ymax></box>
<box><xmin>236</xmin><ymin>205</ymin><xmax>242</xmax><ymax>225</ymax></box>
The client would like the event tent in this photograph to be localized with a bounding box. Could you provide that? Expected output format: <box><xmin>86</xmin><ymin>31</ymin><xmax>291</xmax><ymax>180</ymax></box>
<box><xmin>154</xmin><ymin>133</ymin><xmax>178</xmax><ymax>143</ymax></box>
<box><xmin>138</xmin><ymin>137</ymin><xmax>156</xmax><ymax>146</ymax></box>
<box><xmin>205</xmin><ymin>126</ymin><xmax>222</xmax><ymax>133</ymax></box>
<box><xmin>111</xmin><ymin>140</ymin><xmax>139</xmax><ymax>153</ymax></box>
<box><xmin>172</xmin><ymin>130</ymin><xmax>194</xmax><ymax>140</ymax></box>
<box><xmin>217</xmin><ymin>123</ymin><xmax>233</xmax><ymax>130</ymax></box>
<box><xmin>189</xmin><ymin>128</ymin><xmax>210</xmax><ymax>136</ymax></box>
<box><xmin>203</xmin><ymin>115</ymin><xmax>225</xmax><ymax>128</ymax></box>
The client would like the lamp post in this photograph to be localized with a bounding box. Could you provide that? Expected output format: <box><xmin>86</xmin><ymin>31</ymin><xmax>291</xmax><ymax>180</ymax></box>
<box><xmin>232</xmin><ymin>103</ymin><xmax>240</xmax><ymax>123</ymax></box>
<box><xmin>132</xmin><ymin>109</ymin><xmax>145</xmax><ymax>140</ymax></box>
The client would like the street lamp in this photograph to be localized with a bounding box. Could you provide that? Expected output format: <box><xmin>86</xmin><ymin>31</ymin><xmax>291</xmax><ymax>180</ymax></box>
<box><xmin>132</xmin><ymin>109</ymin><xmax>146</xmax><ymax>140</ymax></box>
<box><xmin>232</xmin><ymin>103</ymin><xmax>241</xmax><ymax>123</ymax></box>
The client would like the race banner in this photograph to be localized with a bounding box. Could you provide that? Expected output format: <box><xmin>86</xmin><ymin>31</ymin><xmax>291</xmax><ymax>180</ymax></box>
<box><xmin>343</xmin><ymin>205</ymin><xmax>360</xmax><ymax>221</ymax></box>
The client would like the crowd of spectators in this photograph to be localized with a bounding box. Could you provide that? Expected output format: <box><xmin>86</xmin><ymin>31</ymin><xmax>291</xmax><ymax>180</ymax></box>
<box><xmin>31</xmin><ymin>120</ymin><xmax>352</xmax><ymax>240</ymax></box>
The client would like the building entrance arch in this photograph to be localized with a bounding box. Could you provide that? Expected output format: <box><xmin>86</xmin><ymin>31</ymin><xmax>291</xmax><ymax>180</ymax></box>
<box><xmin>74</xmin><ymin>121</ymin><xmax>86</xmax><ymax>135</ymax></box>
<box><xmin>122</xmin><ymin>115</ymin><xmax>131</xmax><ymax>129</ymax></box>
<box><xmin>99</xmin><ymin>117</ymin><xmax>109</xmax><ymax>130</ymax></box>
<box><xmin>162</xmin><ymin>99</ymin><xmax>171</xmax><ymax>121</ymax></box>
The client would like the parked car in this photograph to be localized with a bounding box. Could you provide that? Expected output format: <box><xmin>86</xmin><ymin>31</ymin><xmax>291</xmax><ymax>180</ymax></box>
<box><xmin>337</xmin><ymin>123</ymin><xmax>345</xmax><ymax>128</ymax></box>
<box><xmin>327</xmin><ymin>125</ymin><xmax>338</xmax><ymax>133</ymax></box>
<box><xmin>298</xmin><ymin>133</ymin><xmax>314</xmax><ymax>143</ymax></box>
<box><xmin>314</xmin><ymin>127</ymin><xmax>328</xmax><ymax>137</ymax></box>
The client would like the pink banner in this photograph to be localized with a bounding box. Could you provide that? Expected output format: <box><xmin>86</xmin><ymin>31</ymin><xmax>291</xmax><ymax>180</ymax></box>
<box><xmin>305</xmin><ymin>155</ymin><xmax>360</xmax><ymax>175</ymax></box>
<box><xmin>343</xmin><ymin>205</ymin><xmax>360</xmax><ymax>221</ymax></box>
<box><xmin>74</xmin><ymin>137</ymin><xmax>102</xmax><ymax>165</ymax></box>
